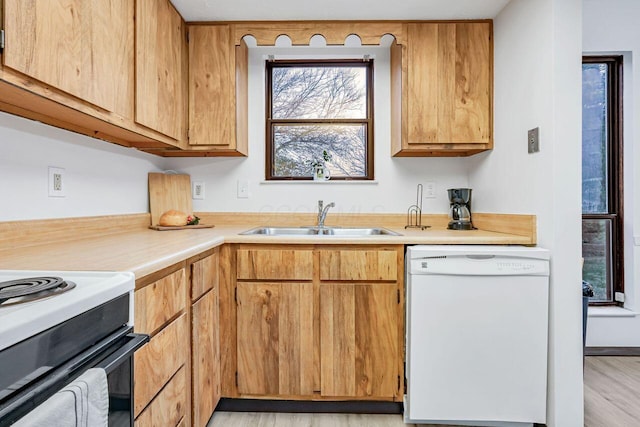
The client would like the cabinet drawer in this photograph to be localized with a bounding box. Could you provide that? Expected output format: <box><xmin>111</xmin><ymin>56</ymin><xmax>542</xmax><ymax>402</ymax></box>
<box><xmin>135</xmin><ymin>268</ymin><xmax>186</xmax><ymax>335</ymax></box>
<box><xmin>237</xmin><ymin>249</ymin><xmax>313</xmax><ymax>280</ymax></box>
<box><xmin>135</xmin><ymin>366</ymin><xmax>187</xmax><ymax>427</ymax></box>
<box><xmin>134</xmin><ymin>313</ymin><xmax>188</xmax><ymax>417</ymax></box>
<box><xmin>192</xmin><ymin>251</ymin><xmax>218</xmax><ymax>302</ymax></box>
<box><xmin>319</xmin><ymin>250</ymin><xmax>398</xmax><ymax>281</ymax></box>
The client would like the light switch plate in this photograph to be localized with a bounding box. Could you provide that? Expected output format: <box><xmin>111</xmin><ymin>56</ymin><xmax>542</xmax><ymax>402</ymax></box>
<box><xmin>237</xmin><ymin>180</ymin><xmax>249</xmax><ymax>199</ymax></box>
<box><xmin>528</xmin><ymin>127</ymin><xmax>540</xmax><ymax>153</ymax></box>
<box><xmin>192</xmin><ymin>181</ymin><xmax>205</xmax><ymax>200</ymax></box>
<box><xmin>424</xmin><ymin>181</ymin><xmax>436</xmax><ymax>199</ymax></box>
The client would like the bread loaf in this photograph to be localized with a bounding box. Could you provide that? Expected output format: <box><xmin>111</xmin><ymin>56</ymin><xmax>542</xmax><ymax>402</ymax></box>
<box><xmin>158</xmin><ymin>209</ymin><xmax>188</xmax><ymax>226</ymax></box>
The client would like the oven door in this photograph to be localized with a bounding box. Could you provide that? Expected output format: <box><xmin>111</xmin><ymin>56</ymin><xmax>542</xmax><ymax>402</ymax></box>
<box><xmin>0</xmin><ymin>327</ymin><xmax>148</xmax><ymax>427</ymax></box>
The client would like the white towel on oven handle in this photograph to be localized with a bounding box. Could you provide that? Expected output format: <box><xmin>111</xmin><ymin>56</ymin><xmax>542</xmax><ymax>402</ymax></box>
<box><xmin>14</xmin><ymin>368</ymin><xmax>108</xmax><ymax>427</ymax></box>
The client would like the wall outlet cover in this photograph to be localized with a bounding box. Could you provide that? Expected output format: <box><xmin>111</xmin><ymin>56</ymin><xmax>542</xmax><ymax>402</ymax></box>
<box><xmin>48</xmin><ymin>166</ymin><xmax>65</xmax><ymax>198</ymax></box>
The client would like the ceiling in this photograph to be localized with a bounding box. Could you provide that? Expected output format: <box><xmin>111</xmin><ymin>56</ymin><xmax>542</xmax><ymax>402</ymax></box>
<box><xmin>171</xmin><ymin>0</ymin><xmax>511</xmax><ymax>22</ymax></box>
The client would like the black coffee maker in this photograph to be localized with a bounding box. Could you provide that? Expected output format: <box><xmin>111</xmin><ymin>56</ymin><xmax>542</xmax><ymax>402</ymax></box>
<box><xmin>447</xmin><ymin>188</ymin><xmax>474</xmax><ymax>230</ymax></box>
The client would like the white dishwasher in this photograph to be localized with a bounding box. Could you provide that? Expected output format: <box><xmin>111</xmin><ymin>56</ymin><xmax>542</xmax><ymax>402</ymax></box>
<box><xmin>404</xmin><ymin>245</ymin><xmax>550</xmax><ymax>427</ymax></box>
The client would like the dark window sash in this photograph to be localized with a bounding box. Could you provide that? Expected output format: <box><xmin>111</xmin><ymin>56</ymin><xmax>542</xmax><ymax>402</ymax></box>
<box><xmin>582</xmin><ymin>55</ymin><xmax>624</xmax><ymax>305</ymax></box>
<box><xmin>265</xmin><ymin>59</ymin><xmax>375</xmax><ymax>181</ymax></box>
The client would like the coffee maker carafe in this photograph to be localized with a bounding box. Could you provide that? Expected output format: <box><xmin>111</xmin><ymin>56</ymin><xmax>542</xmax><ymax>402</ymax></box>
<box><xmin>447</xmin><ymin>188</ymin><xmax>474</xmax><ymax>230</ymax></box>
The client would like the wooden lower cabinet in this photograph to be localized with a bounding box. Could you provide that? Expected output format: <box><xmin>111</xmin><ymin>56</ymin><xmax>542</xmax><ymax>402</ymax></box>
<box><xmin>236</xmin><ymin>282</ymin><xmax>314</xmax><ymax>396</ymax></box>
<box><xmin>192</xmin><ymin>288</ymin><xmax>220</xmax><ymax>426</ymax></box>
<box><xmin>134</xmin><ymin>313</ymin><xmax>189</xmax><ymax>417</ymax></box>
<box><xmin>232</xmin><ymin>245</ymin><xmax>404</xmax><ymax>401</ymax></box>
<box><xmin>190</xmin><ymin>251</ymin><xmax>221</xmax><ymax>427</ymax></box>
<box><xmin>320</xmin><ymin>282</ymin><xmax>399</xmax><ymax>398</ymax></box>
<box><xmin>135</xmin><ymin>367</ymin><xmax>187</xmax><ymax>427</ymax></box>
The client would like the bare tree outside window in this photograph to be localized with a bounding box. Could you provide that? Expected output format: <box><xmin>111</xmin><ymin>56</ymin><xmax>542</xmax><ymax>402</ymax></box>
<box><xmin>266</xmin><ymin>60</ymin><xmax>374</xmax><ymax>180</ymax></box>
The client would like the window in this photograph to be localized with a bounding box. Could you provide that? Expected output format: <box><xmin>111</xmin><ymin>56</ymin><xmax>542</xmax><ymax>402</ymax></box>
<box><xmin>581</xmin><ymin>56</ymin><xmax>623</xmax><ymax>304</ymax></box>
<box><xmin>265</xmin><ymin>59</ymin><xmax>374</xmax><ymax>180</ymax></box>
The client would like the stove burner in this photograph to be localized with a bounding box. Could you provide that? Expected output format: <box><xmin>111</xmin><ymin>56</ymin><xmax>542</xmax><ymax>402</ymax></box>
<box><xmin>0</xmin><ymin>277</ymin><xmax>76</xmax><ymax>305</ymax></box>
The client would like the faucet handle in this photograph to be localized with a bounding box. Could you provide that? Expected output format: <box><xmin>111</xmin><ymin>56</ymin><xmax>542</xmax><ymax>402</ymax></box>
<box><xmin>318</xmin><ymin>200</ymin><xmax>323</xmax><ymax>211</ymax></box>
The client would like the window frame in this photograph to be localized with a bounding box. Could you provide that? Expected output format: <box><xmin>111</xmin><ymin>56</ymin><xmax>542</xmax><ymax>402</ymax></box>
<box><xmin>582</xmin><ymin>55</ymin><xmax>624</xmax><ymax>305</ymax></box>
<box><xmin>265</xmin><ymin>59</ymin><xmax>375</xmax><ymax>181</ymax></box>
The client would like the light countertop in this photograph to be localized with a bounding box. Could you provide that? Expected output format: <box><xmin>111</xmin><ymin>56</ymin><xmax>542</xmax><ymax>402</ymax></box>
<box><xmin>0</xmin><ymin>221</ymin><xmax>534</xmax><ymax>281</ymax></box>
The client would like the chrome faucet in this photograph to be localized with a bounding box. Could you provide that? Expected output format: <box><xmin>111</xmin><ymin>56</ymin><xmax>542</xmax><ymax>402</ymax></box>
<box><xmin>317</xmin><ymin>200</ymin><xmax>335</xmax><ymax>228</ymax></box>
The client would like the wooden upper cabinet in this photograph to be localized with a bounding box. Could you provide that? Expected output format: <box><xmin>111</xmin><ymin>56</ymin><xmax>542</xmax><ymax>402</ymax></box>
<box><xmin>186</xmin><ymin>24</ymin><xmax>248</xmax><ymax>156</ymax></box>
<box><xmin>391</xmin><ymin>21</ymin><xmax>493</xmax><ymax>157</ymax></box>
<box><xmin>2</xmin><ymin>0</ymin><xmax>133</xmax><ymax>114</ymax></box>
<box><xmin>135</xmin><ymin>0</ymin><xmax>186</xmax><ymax>143</ymax></box>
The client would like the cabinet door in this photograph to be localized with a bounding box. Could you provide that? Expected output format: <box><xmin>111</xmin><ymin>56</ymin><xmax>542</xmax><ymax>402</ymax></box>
<box><xmin>320</xmin><ymin>283</ymin><xmax>398</xmax><ymax>398</ymax></box>
<box><xmin>189</xmin><ymin>25</ymin><xmax>233</xmax><ymax>147</ymax></box>
<box><xmin>406</xmin><ymin>22</ymin><xmax>491</xmax><ymax>145</ymax></box>
<box><xmin>236</xmin><ymin>282</ymin><xmax>314</xmax><ymax>396</ymax></box>
<box><xmin>135</xmin><ymin>0</ymin><xmax>185</xmax><ymax>140</ymax></box>
<box><xmin>3</xmin><ymin>0</ymin><xmax>133</xmax><ymax>113</ymax></box>
<box><xmin>192</xmin><ymin>289</ymin><xmax>220</xmax><ymax>427</ymax></box>
<box><xmin>187</xmin><ymin>25</ymin><xmax>249</xmax><ymax>154</ymax></box>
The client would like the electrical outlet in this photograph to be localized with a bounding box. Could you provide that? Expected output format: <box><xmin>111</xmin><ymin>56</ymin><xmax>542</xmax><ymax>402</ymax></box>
<box><xmin>237</xmin><ymin>180</ymin><xmax>249</xmax><ymax>199</ymax></box>
<box><xmin>192</xmin><ymin>181</ymin><xmax>205</xmax><ymax>200</ymax></box>
<box><xmin>48</xmin><ymin>167</ymin><xmax>65</xmax><ymax>198</ymax></box>
<box><xmin>424</xmin><ymin>181</ymin><xmax>436</xmax><ymax>199</ymax></box>
<box><xmin>528</xmin><ymin>127</ymin><xmax>540</xmax><ymax>153</ymax></box>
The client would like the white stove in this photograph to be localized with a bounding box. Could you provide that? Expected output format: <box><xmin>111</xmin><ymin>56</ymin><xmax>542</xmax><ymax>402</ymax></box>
<box><xmin>0</xmin><ymin>270</ymin><xmax>134</xmax><ymax>351</ymax></box>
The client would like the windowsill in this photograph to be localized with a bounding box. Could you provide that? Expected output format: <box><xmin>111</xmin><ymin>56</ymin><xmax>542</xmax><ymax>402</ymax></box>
<box><xmin>588</xmin><ymin>306</ymin><xmax>637</xmax><ymax>318</ymax></box>
<box><xmin>260</xmin><ymin>180</ymin><xmax>379</xmax><ymax>185</ymax></box>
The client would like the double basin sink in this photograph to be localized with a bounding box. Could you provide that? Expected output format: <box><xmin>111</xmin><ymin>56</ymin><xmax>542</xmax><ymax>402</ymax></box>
<box><xmin>240</xmin><ymin>226</ymin><xmax>401</xmax><ymax>237</ymax></box>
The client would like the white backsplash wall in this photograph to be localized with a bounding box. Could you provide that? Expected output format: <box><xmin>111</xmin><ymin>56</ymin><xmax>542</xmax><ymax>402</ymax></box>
<box><xmin>0</xmin><ymin>112</ymin><xmax>167</xmax><ymax>221</ymax></box>
<box><xmin>168</xmin><ymin>44</ymin><xmax>470</xmax><ymax>215</ymax></box>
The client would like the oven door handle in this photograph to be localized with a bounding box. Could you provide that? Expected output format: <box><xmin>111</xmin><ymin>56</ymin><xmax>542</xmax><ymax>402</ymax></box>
<box><xmin>98</xmin><ymin>333</ymin><xmax>149</xmax><ymax>373</ymax></box>
<box><xmin>0</xmin><ymin>328</ymin><xmax>148</xmax><ymax>427</ymax></box>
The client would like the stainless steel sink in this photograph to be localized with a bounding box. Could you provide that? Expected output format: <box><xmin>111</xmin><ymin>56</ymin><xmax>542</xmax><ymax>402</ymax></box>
<box><xmin>325</xmin><ymin>227</ymin><xmax>401</xmax><ymax>236</ymax></box>
<box><xmin>239</xmin><ymin>227</ymin><xmax>319</xmax><ymax>236</ymax></box>
<box><xmin>239</xmin><ymin>226</ymin><xmax>401</xmax><ymax>237</ymax></box>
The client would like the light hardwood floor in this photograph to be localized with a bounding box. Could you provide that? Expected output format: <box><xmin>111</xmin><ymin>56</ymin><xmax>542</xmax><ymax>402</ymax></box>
<box><xmin>209</xmin><ymin>356</ymin><xmax>640</xmax><ymax>427</ymax></box>
<box><xmin>584</xmin><ymin>356</ymin><xmax>640</xmax><ymax>427</ymax></box>
<box><xmin>208</xmin><ymin>412</ymin><xmax>413</xmax><ymax>427</ymax></box>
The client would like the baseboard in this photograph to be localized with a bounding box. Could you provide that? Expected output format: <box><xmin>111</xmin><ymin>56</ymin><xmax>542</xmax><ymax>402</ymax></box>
<box><xmin>217</xmin><ymin>398</ymin><xmax>403</xmax><ymax>414</ymax></box>
<box><xmin>585</xmin><ymin>347</ymin><xmax>640</xmax><ymax>356</ymax></box>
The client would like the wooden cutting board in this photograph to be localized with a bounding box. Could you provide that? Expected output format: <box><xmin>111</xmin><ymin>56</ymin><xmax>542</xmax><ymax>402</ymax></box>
<box><xmin>148</xmin><ymin>172</ymin><xmax>193</xmax><ymax>226</ymax></box>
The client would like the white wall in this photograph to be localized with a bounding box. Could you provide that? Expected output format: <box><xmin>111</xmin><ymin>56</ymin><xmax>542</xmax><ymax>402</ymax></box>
<box><xmin>168</xmin><ymin>44</ymin><xmax>470</xmax><ymax>215</ymax></box>
<box><xmin>470</xmin><ymin>0</ymin><xmax>584</xmax><ymax>426</ymax></box>
<box><xmin>582</xmin><ymin>0</ymin><xmax>640</xmax><ymax>347</ymax></box>
<box><xmin>0</xmin><ymin>112</ymin><xmax>167</xmax><ymax>221</ymax></box>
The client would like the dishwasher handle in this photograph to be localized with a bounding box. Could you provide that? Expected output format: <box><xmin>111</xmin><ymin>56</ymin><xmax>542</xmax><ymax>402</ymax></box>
<box><xmin>409</xmin><ymin>256</ymin><xmax>549</xmax><ymax>276</ymax></box>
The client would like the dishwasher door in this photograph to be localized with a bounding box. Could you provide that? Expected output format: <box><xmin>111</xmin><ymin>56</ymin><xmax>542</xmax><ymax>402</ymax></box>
<box><xmin>405</xmin><ymin>246</ymin><xmax>550</xmax><ymax>426</ymax></box>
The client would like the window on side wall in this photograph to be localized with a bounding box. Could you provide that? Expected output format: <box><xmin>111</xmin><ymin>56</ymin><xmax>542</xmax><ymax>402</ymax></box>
<box><xmin>581</xmin><ymin>55</ymin><xmax>624</xmax><ymax>305</ymax></box>
<box><xmin>265</xmin><ymin>59</ymin><xmax>374</xmax><ymax>180</ymax></box>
